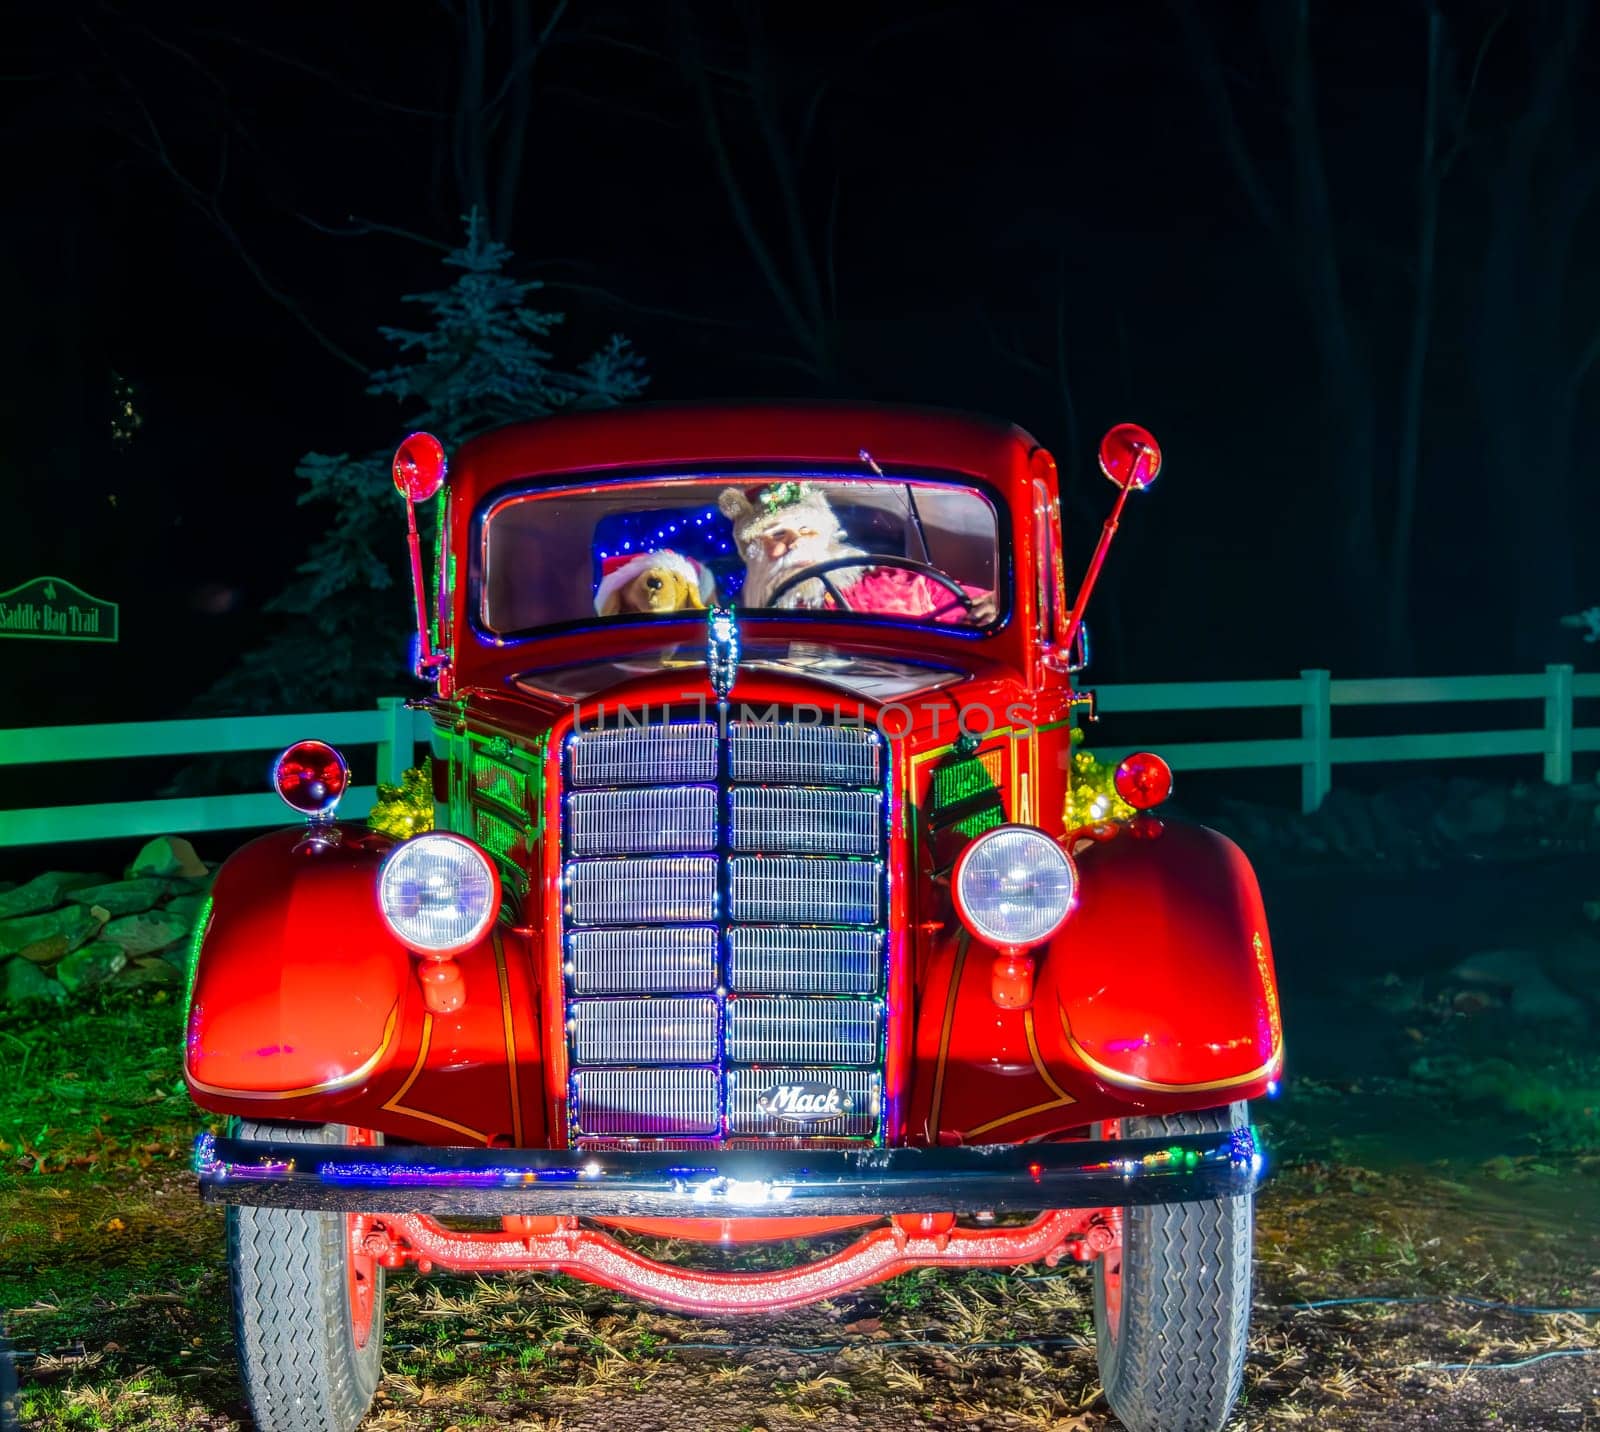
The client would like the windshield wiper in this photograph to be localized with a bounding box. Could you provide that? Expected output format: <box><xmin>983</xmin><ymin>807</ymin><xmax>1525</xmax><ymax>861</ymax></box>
<box><xmin>859</xmin><ymin>447</ymin><xmax>932</xmax><ymax>563</ymax></box>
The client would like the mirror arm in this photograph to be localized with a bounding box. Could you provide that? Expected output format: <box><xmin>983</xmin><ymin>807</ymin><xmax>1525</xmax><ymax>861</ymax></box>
<box><xmin>403</xmin><ymin>494</ymin><xmax>449</xmax><ymax>687</ymax></box>
<box><xmin>1061</xmin><ymin>457</ymin><xmax>1143</xmax><ymax>652</ymax></box>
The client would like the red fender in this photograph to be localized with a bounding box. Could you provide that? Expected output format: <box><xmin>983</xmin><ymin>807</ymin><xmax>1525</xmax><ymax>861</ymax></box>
<box><xmin>1041</xmin><ymin>820</ymin><xmax>1282</xmax><ymax>1098</ymax></box>
<box><xmin>184</xmin><ymin>827</ymin><xmax>410</xmax><ymax>1101</ymax></box>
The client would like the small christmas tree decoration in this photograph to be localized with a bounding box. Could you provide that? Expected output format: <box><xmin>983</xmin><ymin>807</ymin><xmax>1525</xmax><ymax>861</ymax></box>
<box><xmin>1063</xmin><ymin>726</ymin><xmax>1137</xmax><ymax>830</ymax></box>
<box><xmin>366</xmin><ymin>767</ymin><xmax>435</xmax><ymax>840</ymax></box>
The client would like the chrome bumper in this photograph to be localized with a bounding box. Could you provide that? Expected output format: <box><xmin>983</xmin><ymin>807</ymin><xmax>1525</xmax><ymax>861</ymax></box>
<box><xmin>194</xmin><ymin>1126</ymin><xmax>1264</xmax><ymax>1216</ymax></box>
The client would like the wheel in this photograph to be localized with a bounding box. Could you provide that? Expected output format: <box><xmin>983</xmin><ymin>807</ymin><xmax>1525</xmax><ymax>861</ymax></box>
<box><xmin>227</xmin><ymin>1120</ymin><xmax>385</xmax><ymax>1432</ymax></box>
<box><xmin>0</xmin><ymin>1313</ymin><xmax>18</xmax><ymax>1428</ymax></box>
<box><xmin>1092</xmin><ymin>1103</ymin><xmax>1253</xmax><ymax>1432</ymax></box>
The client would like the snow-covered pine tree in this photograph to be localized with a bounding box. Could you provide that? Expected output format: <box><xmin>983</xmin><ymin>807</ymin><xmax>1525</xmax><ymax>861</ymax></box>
<box><xmin>210</xmin><ymin>212</ymin><xmax>647</xmax><ymax>712</ymax></box>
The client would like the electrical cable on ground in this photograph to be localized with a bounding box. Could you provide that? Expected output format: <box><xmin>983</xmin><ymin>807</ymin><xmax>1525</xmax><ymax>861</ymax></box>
<box><xmin>1278</xmin><ymin>1295</ymin><xmax>1600</xmax><ymax>1316</ymax></box>
<box><xmin>1413</xmin><ymin>1348</ymin><xmax>1600</xmax><ymax>1373</ymax></box>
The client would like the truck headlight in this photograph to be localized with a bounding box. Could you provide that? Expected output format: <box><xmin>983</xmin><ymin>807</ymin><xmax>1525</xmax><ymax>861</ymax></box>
<box><xmin>378</xmin><ymin>833</ymin><xmax>500</xmax><ymax>954</ymax></box>
<box><xmin>953</xmin><ymin>824</ymin><xmax>1076</xmax><ymax>948</ymax></box>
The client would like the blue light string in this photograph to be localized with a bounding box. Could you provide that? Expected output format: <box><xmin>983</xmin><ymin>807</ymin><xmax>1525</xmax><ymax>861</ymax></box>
<box><xmin>1281</xmin><ymin>1294</ymin><xmax>1600</xmax><ymax>1316</ymax></box>
<box><xmin>594</xmin><ymin>507</ymin><xmax>737</xmax><ymax>563</ymax></box>
<box><xmin>1417</xmin><ymin>1347</ymin><xmax>1600</xmax><ymax>1373</ymax></box>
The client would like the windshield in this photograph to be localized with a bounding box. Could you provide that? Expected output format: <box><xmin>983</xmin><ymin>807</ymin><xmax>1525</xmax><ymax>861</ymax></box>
<box><xmin>480</xmin><ymin>475</ymin><xmax>1003</xmax><ymax>637</ymax></box>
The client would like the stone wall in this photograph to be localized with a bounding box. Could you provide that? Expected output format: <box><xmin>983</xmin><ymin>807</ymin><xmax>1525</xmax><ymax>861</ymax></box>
<box><xmin>0</xmin><ymin>837</ymin><xmax>212</xmax><ymax>1005</ymax></box>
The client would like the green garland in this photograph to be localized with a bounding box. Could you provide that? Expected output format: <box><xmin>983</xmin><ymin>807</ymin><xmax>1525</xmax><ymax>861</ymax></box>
<box><xmin>366</xmin><ymin>766</ymin><xmax>434</xmax><ymax>839</ymax></box>
<box><xmin>369</xmin><ymin>736</ymin><xmax>1127</xmax><ymax>844</ymax></box>
<box><xmin>1063</xmin><ymin>726</ymin><xmax>1136</xmax><ymax>829</ymax></box>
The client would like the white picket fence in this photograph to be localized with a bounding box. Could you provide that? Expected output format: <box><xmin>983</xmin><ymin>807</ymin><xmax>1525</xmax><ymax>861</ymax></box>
<box><xmin>1095</xmin><ymin>665</ymin><xmax>1597</xmax><ymax>813</ymax></box>
<box><xmin>1</xmin><ymin>667</ymin><xmax>1596</xmax><ymax>847</ymax></box>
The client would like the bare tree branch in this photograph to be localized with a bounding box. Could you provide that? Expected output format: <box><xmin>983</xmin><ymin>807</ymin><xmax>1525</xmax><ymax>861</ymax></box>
<box><xmin>529</xmin><ymin>276</ymin><xmax>764</xmax><ymax>331</ymax></box>
<box><xmin>677</xmin><ymin>4</ymin><xmax>824</xmax><ymax>374</ymax></box>
<box><xmin>485</xmin><ymin>0</ymin><xmax>569</xmax><ymax>115</ymax></box>
<box><xmin>1569</xmin><ymin>324</ymin><xmax>1600</xmax><ymax>394</ymax></box>
<box><xmin>199</xmin><ymin>25</ymin><xmax>447</xmax><ymax>118</ymax></box>
<box><xmin>824</xmin><ymin>170</ymin><xmax>842</xmax><ymax>321</ymax></box>
<box><xmin>492</xmin><ymin>0</ymin><xmax>536</xmax><ymax>241</ymax></box>
<box><xmin>83</xmin><ymin>21</ymin><xmax>368</xmax><ymax>374</ymax></box>
<box><xmin>1168</xmin><ymin>0</ymin><xmax>1284</xmax><ymax>234</ymax></box>
<box><xmin>1387</xmin><ymin>4</ymin><xmax>1447</xmax><ymax>649</ymax></box>
<box><xmin>1438</xmin><ymin>6</ymin><xmax>1509</xmax><ymax>174</ymax></box>
<box><xmin>741</xmin><ymin>1</ymin><xmax>827</xmax><ymax>340</ymax></box>
<box><xmin>295</xmin><ymin>214</ymin><xmax>453</xmax><ymax>251</ymax></box>
<box><xmin>1051</xmin><ymin>252</ymin><xmax>1083</xmax><ymax>488</ymax></box>
<box><xmin>492</xmin><ymin>0</ymin><xmax>569</xmax><ymax>245</ymax></box>
<box><xmin>454</xmin><ymin>0</ymin><xmax>489</xmax><ymax>228</ymax></box>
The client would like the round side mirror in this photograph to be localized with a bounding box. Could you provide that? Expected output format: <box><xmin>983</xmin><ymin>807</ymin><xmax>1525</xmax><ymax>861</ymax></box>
<box><xmin>393</xmin><ymin>432</ymin><xmax>447</xmax><ymax>502</ymax></box>
<box><xmin>1098</xmin><ymin>423</ymin><xmax>1162</xmax><ymax>491</ymax></box>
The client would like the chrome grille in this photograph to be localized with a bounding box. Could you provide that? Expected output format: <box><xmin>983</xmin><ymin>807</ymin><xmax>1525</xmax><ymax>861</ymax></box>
<box><xmin>731</xmin><ymin>787</ymin><xmax>881</xmax><ymax>855</ymax></box>
<box><xmin>568</xmin><ymin>926</ymin><xmax>718</xmax><ymax>994</ymax></box>
<box><xmin>562</xmin><ymin>719</ymin><xmax>887</xmax><ymax>1144</ymax></box>
<box><xmin>566</xmin><ymin>856</ymin><xmax>717</xmax><ymax>925</ymax></box>
<box><xmin>729</xmin><ymin>856</ymin><xmax>880</xmax><ymax>925</ymax></box>
<box><xmin>569</xmin><ymin>997</ymin><xmax>717</xmax><ymax>1064</ymax></box>
<box><xmin>731</xmin><ymin>721</ymin><xmax>880</xmax><ymax>784</ymax></box>
<box><xmin>568</xmin><ymin>787</ymin><xmax>717</xmax><ymax>855</ymax></box>
<box><xmin>575</xmin><ymin>1068</ymin><xmax>718</xmax><ymax>1136</ymax></box>
<box><xmin>727</xmin><ymin>1068</ymin><xmax>882</xmax><ymax>1136</ymax></box>
<box><xmin>570</xmin><ymin>723</ymin><xmax>717</xmax><ymax>787</ymax></box>
<box><xmin>727</xmin><ymin>926</ymin><xmax>881</xmax><ymax>993</ymax></box>
<box><xmin>726</xmin><ymin>997</ymin><xmax>879</xmax><ymax>1065</ymax></box>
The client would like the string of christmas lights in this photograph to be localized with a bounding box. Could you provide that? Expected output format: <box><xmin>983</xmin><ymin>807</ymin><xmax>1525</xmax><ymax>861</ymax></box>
<box><xmin>593</xmin><ymin>506</ymin><xmax>736</xmax><ymax>562</ymax></box>
<box><xmin>593</xmin><ymin>505</ymin><xmax>747</xmax><ymax>596</ymax></box>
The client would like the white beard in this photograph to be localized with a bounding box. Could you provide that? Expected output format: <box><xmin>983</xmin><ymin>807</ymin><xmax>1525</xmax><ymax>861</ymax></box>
<box><xmin>741</xmin><ymin>532</ymin><xmax>868</xmax><ymax>608</ymax></box>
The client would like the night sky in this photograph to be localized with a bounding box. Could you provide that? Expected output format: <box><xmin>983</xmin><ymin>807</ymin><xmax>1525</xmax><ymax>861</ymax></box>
<box><xmin>6</xmin><ymin>1</ymin><xmax>1599</xmax><ymax>728</ymax></box>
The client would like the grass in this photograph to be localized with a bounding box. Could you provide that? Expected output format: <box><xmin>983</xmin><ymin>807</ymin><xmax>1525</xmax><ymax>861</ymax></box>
<box><xmin>4</xmin><ymin>990</ymin><xmax>1600</xmax><ymax>1430</ymax></box>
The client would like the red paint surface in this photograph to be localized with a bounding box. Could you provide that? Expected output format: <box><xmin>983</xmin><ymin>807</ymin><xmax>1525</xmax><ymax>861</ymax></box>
<box><xmin>1042</xmin><ymin>821</ymin><xmax>1281</xmax><ymax>1096</ymax></box>
<box><xmin>185</xmin><ymin>830</ymin><xmax>407</xmax><ymax>1098</ymax></box>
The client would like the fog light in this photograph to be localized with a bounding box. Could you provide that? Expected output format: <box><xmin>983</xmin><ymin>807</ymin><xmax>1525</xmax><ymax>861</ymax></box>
<box><xmin>1113</xmin><ymin>751</ymin><xmax>1174</xmax><ymax>810</ymax></box>
<box><xmin>272</xmin><ymin>740</ymin><xmax>349</xmax><ymax>819</ymax></box>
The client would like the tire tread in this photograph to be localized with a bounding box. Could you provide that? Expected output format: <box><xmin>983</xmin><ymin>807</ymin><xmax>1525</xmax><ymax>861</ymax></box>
<box><xmin>1095</xmin><ymin>1104</ymin><xmax>1252</xmax><ymax>1432</ymax></box>
<box><xmin>227</xmin><ymin>1120</ymin><xmax>384</xmax><ymax>1432</ymax></box>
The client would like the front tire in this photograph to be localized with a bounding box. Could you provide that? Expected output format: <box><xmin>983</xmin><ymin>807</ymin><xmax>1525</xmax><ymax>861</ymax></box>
<box><xmin>1092</xmin><ymin>1103</ymin><xmax>1253</xmax><ymax>1432</ymax></box>
<box><xmin>227</xmin><ymin>1120</ymin><xmax>386</xmax><ymax>1432</ymax></box>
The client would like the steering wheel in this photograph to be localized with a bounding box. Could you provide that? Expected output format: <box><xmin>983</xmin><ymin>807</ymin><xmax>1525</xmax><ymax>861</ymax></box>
<box><xmin>764</xmin><ymin>554</ymin><xmax>980</xmax><ymax>617</ymax></box>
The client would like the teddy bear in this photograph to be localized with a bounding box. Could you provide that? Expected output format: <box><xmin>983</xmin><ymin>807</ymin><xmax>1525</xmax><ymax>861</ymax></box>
<box><xmin>593</xmin><ymin>549</ymin><xmax>716</xmax><ymax>617</ymax></box>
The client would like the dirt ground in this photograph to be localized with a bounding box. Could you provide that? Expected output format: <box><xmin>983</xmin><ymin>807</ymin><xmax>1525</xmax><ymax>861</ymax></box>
<box><xmin>5</xmin><ymin>854</ymin><xmax>1600</xmax><ymax>1431</ymax></box>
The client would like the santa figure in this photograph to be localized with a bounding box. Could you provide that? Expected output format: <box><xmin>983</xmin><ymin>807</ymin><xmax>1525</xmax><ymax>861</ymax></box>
<box><xmin>718</xmin><ymin>481</ymin><xmax>993</xmax><ymax>624</ymax></box>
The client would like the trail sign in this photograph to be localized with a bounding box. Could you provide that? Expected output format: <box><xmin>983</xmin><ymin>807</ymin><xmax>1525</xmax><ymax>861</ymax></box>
<box><xmin>0</xmin><ymin>576</ymin><xmax>119</xmax><ymax>643</ymax></box>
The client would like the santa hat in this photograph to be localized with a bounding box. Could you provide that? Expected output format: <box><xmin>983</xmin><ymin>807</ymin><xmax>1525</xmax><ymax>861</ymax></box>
<box><xmin>593</xmin><ymin>548</ymin><xmax>716</xmax><ymax>615</ymax></box>
<box><xmin>718</xmin><ymin>481</ymin><xmax>843</xmax><ymax>549</ymax></box>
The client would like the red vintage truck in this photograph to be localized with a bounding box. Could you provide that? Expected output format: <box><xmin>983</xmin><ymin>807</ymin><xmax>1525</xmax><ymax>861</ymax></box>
<box><xmin>187</xmin><ymin>402</ymin><xmax>1281</xmax><ymax>1432</ymax></box>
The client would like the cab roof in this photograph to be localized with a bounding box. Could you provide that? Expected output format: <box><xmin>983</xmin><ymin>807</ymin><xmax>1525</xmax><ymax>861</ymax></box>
<box><xmin>449</xmin><ymin>400</ymin><xmax>1044</xmax><ymax>510</ymax></box>
<box><xmin>443</xmin><ymin>400</ymin><xmax>1053</xmax><ymax>691</ymax></box>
